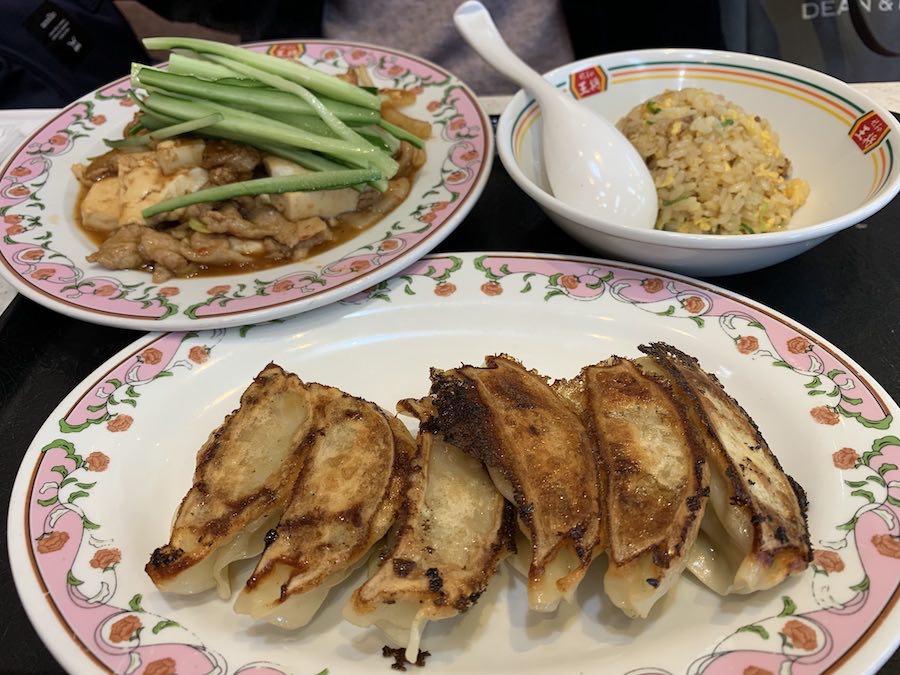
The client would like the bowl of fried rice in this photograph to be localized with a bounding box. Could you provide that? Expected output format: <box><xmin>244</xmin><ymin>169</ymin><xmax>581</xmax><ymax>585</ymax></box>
<box><xmin>496</xmin><ymin>48</ymin><xmax>900</xmax><ymax>276</ymax></box>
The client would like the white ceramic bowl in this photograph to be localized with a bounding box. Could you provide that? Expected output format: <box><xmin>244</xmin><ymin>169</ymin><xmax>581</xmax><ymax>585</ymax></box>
<box><xmin>496</xmin><ymin>48</ymin><xmax>900</xmax><ymax>276</ymax></box>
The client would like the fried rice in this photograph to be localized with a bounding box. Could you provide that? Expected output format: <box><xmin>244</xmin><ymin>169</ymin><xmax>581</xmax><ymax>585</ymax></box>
<box><xmin>616</xmin><ymin>88</ymin><xmax>809</xmax><ymax>235</ymax></box>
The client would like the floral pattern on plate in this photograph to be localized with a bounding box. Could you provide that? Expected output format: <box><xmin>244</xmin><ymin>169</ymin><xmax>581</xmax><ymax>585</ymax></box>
<box><xmin>11</xmin><ymin>253</ymin><xmax>899</xmax><ymax>674</ymax></box>
<box><xmin>0</xmin><ymin>41</ymin><xmax>491</xmax><ymax>331</ymax></box>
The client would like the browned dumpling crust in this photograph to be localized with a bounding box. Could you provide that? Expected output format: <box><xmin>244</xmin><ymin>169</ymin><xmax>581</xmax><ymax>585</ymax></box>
<box><xmin>428</xmin><ymin>355</ymin><xmax>604</xmax><ymax>612</ymax></box>
<box><xmin>346</xmin><ymin>398</ymin><xmax>515</xmax><ymax>660</ymax></box>
<box><xmin>146</xmin><ymin>363</ymin><xmax>317</xmax><ymax>597</ymax></box>
<box><xmin>637</xmin><ymin>342</ymin><xmax>811</xmax><ymax>594</ymax></box>
<box><xmin>555</xmin><ymin>356</ymin><xmax>709</xmax><ymax>618</ymax></box>
<box><xmin>233</xmin><ymin>386</ymin><xmax>416</xmax><ymax>628</ymax></box>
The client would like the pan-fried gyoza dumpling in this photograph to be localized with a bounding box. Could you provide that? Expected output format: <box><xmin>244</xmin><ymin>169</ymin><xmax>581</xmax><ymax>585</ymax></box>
<box><xmin>345</xmin><ymin>398</ymin><xmax>516</xmax><ymax>661</ymax></box>
<box><xmin>146</xmin><ymin>363</ymin><xmax>314</xmax><ymax>598</ymax></box>
<box><xmin>555</xmin><ymin>357</ymin><xmax>709</xmax><ymax>618</ymax></box>
<box><xmin>429</xmin><ymin>355</ymin><xmax>603</xmax><ymax>612</ymax></box>
<box><xmin>233</xmin><ymin>389</ymin><xmax>416</xmax><ymax>628</ymax></box>
<box><xmin>638</xmin><ymin>343</ymin><xmax>811</xmax><ymax>594</ymax></box>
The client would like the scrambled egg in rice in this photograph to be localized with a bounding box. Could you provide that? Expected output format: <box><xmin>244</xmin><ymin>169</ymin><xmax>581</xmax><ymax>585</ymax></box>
<box><xmin>616</xmin><ymin>88</ymin><xmax>809</xmax><ymax>235</ymax></box>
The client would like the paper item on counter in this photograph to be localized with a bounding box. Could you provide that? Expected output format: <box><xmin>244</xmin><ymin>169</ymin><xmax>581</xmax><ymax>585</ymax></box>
<box><xmin>0</xmin><ymin>109</ymin><xmax>57</xmax><ymax>164</ymax></box>
<box><xmin>0</xmin><ymin>110</ymin><xmax>57</xmax><ymax>315</ymax></box>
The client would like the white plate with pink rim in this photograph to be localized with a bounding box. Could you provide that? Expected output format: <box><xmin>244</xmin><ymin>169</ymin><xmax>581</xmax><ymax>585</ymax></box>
<box><xmin>8</xmin><ymin>251</ymin><xmax>900</xmax><ymax>674</ymax></box>
<box><xmin>0</xmin><ymin>40</ymin><xmax>491</xmax><ymax>331</ymax></box>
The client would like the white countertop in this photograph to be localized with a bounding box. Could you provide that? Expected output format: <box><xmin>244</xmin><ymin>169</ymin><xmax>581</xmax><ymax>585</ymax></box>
<box><xmin>3</xmin><ymin>82</ymin><xmax>900</xmax><ymax>320</ymax></box>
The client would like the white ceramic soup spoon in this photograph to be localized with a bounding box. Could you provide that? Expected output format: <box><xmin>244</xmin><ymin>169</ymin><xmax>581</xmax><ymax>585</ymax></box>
<box><xmin>454</xmin><ymin>1</ymin><xmax>658</xmax><ymax>230</ymax></box>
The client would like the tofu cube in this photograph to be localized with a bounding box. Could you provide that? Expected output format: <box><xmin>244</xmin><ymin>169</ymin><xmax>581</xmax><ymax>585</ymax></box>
<box><xmin>263</xmin><ymin>156</ymin><xmax>359</xmax><ymax>221</ymax></box>
<box><xmin>80</xmin><ymin>177</ymin><xmax>121</xmax><ymax>232</ymax></box>
<box><xmin>118</xmin><ymin>151</ymin><xmax>208</xmax><ymax>226</ymax></box>
<box><xmin>156</xmin><ymin>139</ymin><xmax>205</xmax><ymax>175</ymax></box>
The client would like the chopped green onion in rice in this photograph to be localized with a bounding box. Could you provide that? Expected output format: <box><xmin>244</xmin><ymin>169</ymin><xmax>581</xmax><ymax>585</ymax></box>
<box><xmin>617</xmin><ymin>88</ymin><xmax>809</xmax><ymax>235</ymax></box>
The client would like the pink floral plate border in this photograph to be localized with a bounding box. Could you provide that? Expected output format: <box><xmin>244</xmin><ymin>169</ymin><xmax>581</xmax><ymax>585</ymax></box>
<box><xmin>8</xmin><ymin>252</ymin><xmax>900</xmax><ymax>674</ymax></box>
<box><xmin>0</xmin><ymin>40</ymin><xmax>492</xmax><ymax>331</ymax></box>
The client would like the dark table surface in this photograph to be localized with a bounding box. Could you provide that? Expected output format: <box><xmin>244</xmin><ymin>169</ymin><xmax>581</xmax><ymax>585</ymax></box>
<box><xmin>1</xmin><ymin>160</ymin><xmax>897</xmax><ymax>674</ymax></box>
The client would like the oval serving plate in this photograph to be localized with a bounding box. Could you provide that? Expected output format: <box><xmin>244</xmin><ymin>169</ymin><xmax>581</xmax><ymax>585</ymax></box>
<box><xmin>0</xmin><ymin>40</ymin><xmax>491</xmax><ymax>331</ymax></box>
<box><xmin>8</xmin><ymin>252</ymin><xmax>900</xmax><ymax>674</ymax></box>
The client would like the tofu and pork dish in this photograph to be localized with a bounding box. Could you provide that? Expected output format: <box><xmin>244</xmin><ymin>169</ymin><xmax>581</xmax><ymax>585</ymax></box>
<box><xmin>74</xmin><ymin>37</ymin><xmax>429</xmax><ymax>282</ymax></box>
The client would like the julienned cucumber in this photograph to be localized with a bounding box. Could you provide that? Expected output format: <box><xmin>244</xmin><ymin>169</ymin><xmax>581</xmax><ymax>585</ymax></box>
<box><xmin>142</xmin><ymin>36</ymin><xmax>381</xmax><ymax>110</ymax></box>
<box><xmin>116</xmin><ymin>38</ymin><xmax>431</xmax><ymax>201</ymax></box>
<box><xmin>141</xmin><ymin>92</ymin><xmax>379</xmax><ymax>169</ymax></box>
<box><xmin>199</xmin><ymin>54</ymin><xmax>398</xmax><ymax>179</ymax></box>
<box><xmin>133</xmin><ymin>66</ymin><xmax>379</xmax><ymax>124</ymax></box>
<box><xmin>141</xmin><ymin>169</ymin><xmax>381</xmax><ymax>219</ymax></box>
<box><xmin>104</xmin><ymin>113</ymin><xmax>224</xmax><ymax>148</ymax></box>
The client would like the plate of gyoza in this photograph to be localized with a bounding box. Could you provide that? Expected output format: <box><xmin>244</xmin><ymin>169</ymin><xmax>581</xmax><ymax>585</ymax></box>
<box><xmin>8</xmin><ymin>252</ymin><xmax>900</xmax><ymax>674</ymax></box>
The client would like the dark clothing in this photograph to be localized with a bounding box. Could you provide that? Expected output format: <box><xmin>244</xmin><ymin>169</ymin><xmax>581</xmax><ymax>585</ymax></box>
<box><xmin>562</xmin><ymin>1</ymin><xmax>900</xmax><ymax>83</ymax></box>
<box><xmin>561</xmin><ymin>0</ymin><xmax>727</xmax><ymax>55</ymax></box>
<box><xmin>4</xmin><ymin>0</ymin><xmax>900</xmax><ymax>109</ymax></box>
<box><xmin>1</xmin><ymin>0</ymin><xmax>148</xmax><ymax>108</ymax></box>
<box><xmin>138</xmin><ymin>0</ymin><xmax>323</xmax><ymax>41</ymax></box>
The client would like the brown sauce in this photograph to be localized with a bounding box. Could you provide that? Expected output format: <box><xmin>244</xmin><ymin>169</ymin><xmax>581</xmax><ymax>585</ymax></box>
<box><xmin>75</xmin><ymin>170</ymin><xmax>417</xmax><ymax>279</ymax></box>
<box><xmin>75</xmin><ymin>184</ymin><xmax>374</xmax><ymax>278</ymax></box>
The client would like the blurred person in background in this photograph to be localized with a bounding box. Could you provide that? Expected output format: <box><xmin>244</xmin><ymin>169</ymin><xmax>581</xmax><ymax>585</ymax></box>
<box><xmin>2</xmin><ymin>0</ymin><xmax>899</xmax><ymax>108</ymax></box>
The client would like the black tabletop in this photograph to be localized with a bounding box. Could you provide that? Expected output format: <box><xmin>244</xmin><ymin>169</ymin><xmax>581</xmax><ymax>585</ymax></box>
<box><xmin>1</xmin><ymin>160</ymin><xmax>897</xmax><ymax>674</ymax></box>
